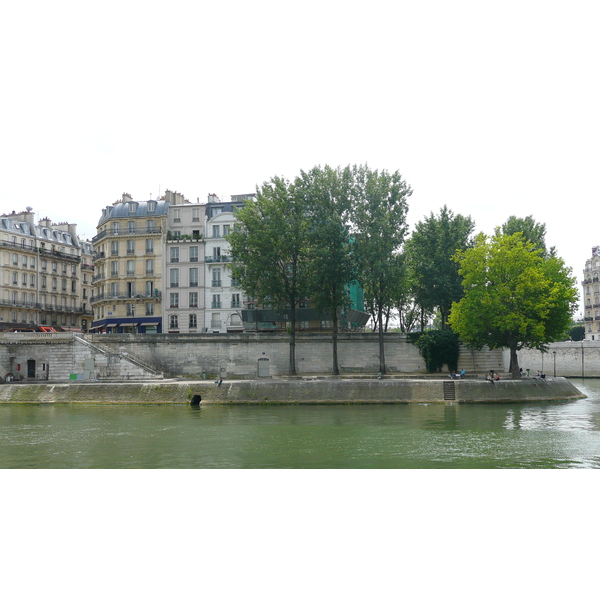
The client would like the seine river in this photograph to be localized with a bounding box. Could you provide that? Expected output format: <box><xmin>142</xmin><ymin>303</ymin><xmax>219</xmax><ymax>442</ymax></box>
<box><xmin>1</xmin><ymin>378</ymin><xmax>600</xmax><ymax>468</ymax></box>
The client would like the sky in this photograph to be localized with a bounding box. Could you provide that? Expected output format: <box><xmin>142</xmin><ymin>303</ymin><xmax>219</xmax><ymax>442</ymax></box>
<box><xmin>2</xmin><ymin>0</ymin><xmax>599</xmax><ymax>314</ymax></box>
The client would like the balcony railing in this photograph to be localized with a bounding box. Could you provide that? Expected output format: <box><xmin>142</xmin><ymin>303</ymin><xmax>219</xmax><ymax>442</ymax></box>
<box><xmin>91</xmin><ymin>291</ymin><xmax>162</xmax><ymax>302</ymax></box>
<box><xmin>205</xmin><ymin>255</ymin><xmax>232</xmax><ymax>263</ymax></box>
<box><xmin>92</xmin><ymin>227</ymin><xmax>163</xmax><ymax>243</ymax></box>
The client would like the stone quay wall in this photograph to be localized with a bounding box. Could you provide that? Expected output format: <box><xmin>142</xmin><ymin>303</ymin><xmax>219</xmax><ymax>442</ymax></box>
<box><xmin>515</xmin><ymin>342</ymin><xmax>600</xmax><ymax>378</ymax></box>
<box><xmin>0</xmin><ymin>377</ymin><xmax>585</xmax><ymax>404</ymax></box>
<box><xmin>78</xmin><ymin>332</ymin><xmax>505</xmax><ymax>380</ymax></box>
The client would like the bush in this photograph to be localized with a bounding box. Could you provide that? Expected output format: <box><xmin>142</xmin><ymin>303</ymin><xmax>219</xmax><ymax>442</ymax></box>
<box><xmin>413</xmin><ymin>330</ymin><xmax>460</xmax><ymax>373</ymax></box>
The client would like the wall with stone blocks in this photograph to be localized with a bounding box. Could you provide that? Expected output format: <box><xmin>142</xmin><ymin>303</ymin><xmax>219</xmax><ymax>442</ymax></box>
<box><xmin>515</xmin><ymin>342</ymin><xmax>600</xmax><ymax>378</ymax></box>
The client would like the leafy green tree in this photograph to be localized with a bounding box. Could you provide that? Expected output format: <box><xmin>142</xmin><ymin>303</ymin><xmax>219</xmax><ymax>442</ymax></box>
<box><xmin>414</xmin><ymin>330</ymin><xmax>460</xmax><ymax>373</ymax></box>
<box><xmin>350</xmin><ymin>164</ymin><xmax>412</xmax><ymax>374</ymax></box>
<box><xmin>296</xmin><ymin>165</ymin><xmax>355</xmax><ymax>375</ymax></box>
<box><xmin>501</xmin><ymin>215</ymin><xmax>555</xmax><ymax>257</ymax></box>
<box><xmin>448</xmin><ymin>232</ymin><xmax>578</xmax><ymax>378</ymax></box>
<box><xmin>228</xmin><ymin>176</ymin><xmax>311</xmax><ymax>375</ymax></box>
<box><xmin>568</xmin><ymin>325</ymin><xmax>585</xmax><ymax>342</ymax></box>
<box><xmin>407</xmin><ymin>206</ymin><xmax>475</xmax><ymax>330</ymax></box>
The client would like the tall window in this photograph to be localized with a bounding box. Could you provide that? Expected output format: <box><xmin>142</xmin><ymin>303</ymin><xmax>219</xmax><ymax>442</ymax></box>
<box><xmin>189</xmin><ymin>267</ymin><xmax>198</xmax><ymax>287</ymax></box>
<box><xmin>212</xmin><ymin>268</ymin><xmax>221</xmax><ymax>287</ymax></box>
<box><xmin>190</xmin><ymin>246</ymin><xmax>199</xmax><ymax>262</ymax></box>
<box><xmin>146</xmin><ymin>239</ymin><xmax>154</xmax><ymax>254</ymax></box>
<box><xmin>111</xmin><ymin>241</ymin><xmax>119</xmax><ymax>255</ymax></box>
<box><xmin>212</xmin><ymin>225</ymin><xmax>220</xmax><ymax>238</ymax></box>
<box><xmin>211</xmin><ymin>313</ymin><xmax>220</xmax><ymax>328</ymax></box>
<box><xmin>128</xmin><ymin>221</ymin><xmax>136</xmax><ymax>233</ymax></box>
<box><xmin>127</xmin><ymin>260</ymin><xmax>135</xmax><ymax>275</ymax></box>
<box><xmin>212</xmin><ymin>294</ymin><xmax>221</xmax><ymax>309</ymax></box>
<box><xmin>170</xmin><ymin>247</ymin><xmax>179</xmax><ymax>263</ymax></box>
<box><xmin>147</xmin><ymin>220</ymin><xmax>155</xmax><ymax>232</ymax></box>
<box><xmin>127</xmin><ymin>239</ymin><xmax>135</xmax><ymax>254</ymax></box>
<box><xmin>170</xmin><ymin>293</ymin><xmax>179</xmax><ymax>308</ymax></box>
<box><xmin>146</xmin><ymin>303</ymin><xmax>154</xmax><ymax>316</ymax></box>
<box><xmin>111</xmin><ymin>261</ymin><xmax>119</xmax><ymax>276</ymax></box>
<box><xmin>173</xmin><ymin>209</ymin><xmax>181</xmax><ymax>222</ymax></box>
<box><xmin>189</xmin><ymin>292</ymin><xmax>198</xmax><ymax>308</ymax></box>
<box><xmin>170</xmin><ymin>268</ymin><xmax>179</xmax><ymax>287</ymax></box>
<box><xmin>112</xmin><ymin>222</ymin><xmax>120</xmax><ymax>233</ymax></box>
<box><xmin>189</xmin><ymin>314</ymin><xmax>197</xmax><ymax>329</ymax></box>
<box><xmin>223</xmin><ymin>224</ymin><xmax>231</xmax><ymax>236</ymax></box>
<box><xmin>192</xmin><ymin>207</ymin><xmax>200</xmax><ymax>222</ymax></box>
<box><xmin>146</xmin><ymin>259</ymin><xmax>153</xmax><ymax>274</ymax></box>
<box><xmin>231</xmin><ymin>293</ymin><xmax>241</xmax><ymax>308</ymax></box>
<box><xmin>169</xmin><ymin>314</ymin><xmax>179</xmax><ymax>329</ymax></box>
<box><xmin>110</xmin><ymin>282</ymin><xmax>119</xmax><ymax>297</ymax></box>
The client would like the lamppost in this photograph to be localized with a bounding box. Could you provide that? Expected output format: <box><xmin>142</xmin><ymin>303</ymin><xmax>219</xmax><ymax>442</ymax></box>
<box><xmin>553</xmin><ymin>351</ymin><xmax>556</xmax><ymax>378</ymax></box>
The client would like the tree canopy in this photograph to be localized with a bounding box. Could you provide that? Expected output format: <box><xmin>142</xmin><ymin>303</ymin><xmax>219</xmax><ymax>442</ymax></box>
<box><xmin>350</xmin><ymin>164</ymin><xmax>412</xmax><ymax>373</ymax></box>
<box><xmin>448</xmin><ymin>231</ymin><xmax>578</xmax><ymax>378</ymax></box>
<box><xmin>406</xmin><ymin>205</ymin><xmax>474</xmax><ymax>330</ymax></box>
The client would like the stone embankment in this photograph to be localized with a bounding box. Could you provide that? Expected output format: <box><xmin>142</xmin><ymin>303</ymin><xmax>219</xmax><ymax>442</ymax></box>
<box><xmin>0</xmin><ymin>377</ymin><xmax>585</xmax><ymax>404</ymax></box>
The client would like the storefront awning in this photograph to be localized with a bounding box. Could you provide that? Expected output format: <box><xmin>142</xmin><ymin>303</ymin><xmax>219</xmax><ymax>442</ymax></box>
<box><xmin>143</xmin><ymin>322</ymin><xmax>159</xmax><ymax>326</ymax></box>
<box><xmin>105</xmin><ymin>323</ymin><xmax>118</xmax><ymax>327</ymax></box>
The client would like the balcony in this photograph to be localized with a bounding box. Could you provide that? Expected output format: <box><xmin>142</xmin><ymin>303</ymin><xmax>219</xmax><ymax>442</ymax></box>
<box><xmin>91</xmin><ymin>291</ymin><xmax>162</xmax><ymax>302</ymax></box>
<box><xmin>205</xmin><ymin>255</ymin><xmax>232</xmax><ymax>264</ymax></box>
<box><xmin>92</xmin><ymin>227</ymin><xmax>163</xmax><ymax>243</ymax></box>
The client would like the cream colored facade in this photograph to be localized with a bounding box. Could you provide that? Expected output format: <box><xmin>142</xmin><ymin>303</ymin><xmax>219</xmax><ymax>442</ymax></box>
<box><xmin>91</xmin><ymin>193</ymin><xmax>169</xmax><ymax>333</ymax></box>
<box><xmin>583</xmin><ymin>246</ymin><xmax>600</xmax><ymax>340</ymax></box>
<box><xmin>0</xmin><ymin>210</ymin><xmax>93</xmax><ymax>331</ymax></box>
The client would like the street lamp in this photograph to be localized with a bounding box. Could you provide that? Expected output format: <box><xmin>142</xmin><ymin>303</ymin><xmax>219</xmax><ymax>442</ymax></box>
<box><xmin>553</xmin><ymin>351</ymin><xmax>556</xmax><ymax>378</ymax></box>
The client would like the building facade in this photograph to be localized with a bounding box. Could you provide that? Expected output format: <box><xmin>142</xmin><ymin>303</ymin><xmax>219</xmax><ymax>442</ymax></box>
<box><xmin>0</xmin><ymin>209</ymin><xmax>93</xmax><ymax>331</ymax></box>
<box><xmin>583</xmin><ymin>246</ymin><xmax>600</xmax><ymax>340</ymax></box>
<box><xmin>91</xmin><ymin>193</ymin><xmax>169</xmax><ymax>333</ymax></box>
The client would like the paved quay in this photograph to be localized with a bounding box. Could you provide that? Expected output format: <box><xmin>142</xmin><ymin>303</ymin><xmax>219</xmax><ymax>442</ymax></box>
<box><xmin>0</xmin><ymin>375</ymin><xmax>586</xmax><ymax>404</ymax></box>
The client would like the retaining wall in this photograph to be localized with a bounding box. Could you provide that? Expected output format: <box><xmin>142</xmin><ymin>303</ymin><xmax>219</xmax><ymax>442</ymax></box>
<box><xmin>0</xmin><ymin>377</ymin><xmax>585</xmax><ymax>404</ymax></box>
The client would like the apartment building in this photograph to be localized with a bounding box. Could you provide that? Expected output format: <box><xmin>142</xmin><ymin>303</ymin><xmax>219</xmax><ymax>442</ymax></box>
<box><xmin>0</xmin><ymin>209</ymin><xmax>93</xmax><ymax>331</ymax></box>
<box><xmin>91</xmin><ymin>193</ymin><xmax>169</xmax><ymax>333</ymax></box>
<box><xmin>583</xmin><ymin>246</ymin><xmax>600</xmax><ymax>340</ymax></box>
<box><xmin>204</xmin><ymin>193</ymin><xmax>251</xmax><ymax>333</ymax></box>
<box><xmin>164</xmin><ymin>192</ymin><xmax>206</xmax><ymax>333</ymax></box>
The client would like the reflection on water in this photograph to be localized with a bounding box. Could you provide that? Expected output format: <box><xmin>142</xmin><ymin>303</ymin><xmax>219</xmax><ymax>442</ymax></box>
<box><xmin>1</xmin><ymin>378</ymin><xmax>599</xmax><ymax>468</ymax></box>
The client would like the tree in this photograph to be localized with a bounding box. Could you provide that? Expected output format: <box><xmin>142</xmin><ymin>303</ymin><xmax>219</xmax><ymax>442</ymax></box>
<box><xmin>406</xmin><ymin>205</ymin><xmax>475</xmax><ymax>330</ymax></box>
<box><xmin>448</xmin><ymin>231</ymin><xmax>578</xmax><ymax>378</ymax></box>
<box><xmin>350</xmin><ymin>164</ymin><xmax>412</xmax><ymax>374</ymax></box>
<box><xmin>296</xmin><ymin>165</ymin><xmax>355</xmax><ymax>375</ymax></box>
<box><xmin>501</xmin><ymin>215</ymin><xmax>554</xmax><ymax>257</ymax></box>
<box><xmin>228</xmin><ymin>176</ymin><xmax>311</xmax><ymax>375</ymax></box>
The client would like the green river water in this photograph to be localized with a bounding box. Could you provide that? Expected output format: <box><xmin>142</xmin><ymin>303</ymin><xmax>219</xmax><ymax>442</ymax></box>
<box><xmin>1</xmin><ymin>377</ymin><xmax>600</xmax><ymax>468</ymax></box>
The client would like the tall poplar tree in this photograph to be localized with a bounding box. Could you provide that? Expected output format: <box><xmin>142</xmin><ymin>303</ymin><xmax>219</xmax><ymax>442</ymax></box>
<box><xmin>407</xmin><ymin>206</ymin><xmax>474</xmax><ymax>330</ymax></box>
<box><xmin>228</xmin><ymin>176</ymin><xmax>310</xmax><ymax>375</ymax></box>
<box><xmin>296</xmin><ymin>165</ymin><xmax>355</xmax><ymax>375</ymax></box>
<box><xmin>350</xmin><ymin>164</ymin><xmax>412</xmax><ymax>374</ymax></box>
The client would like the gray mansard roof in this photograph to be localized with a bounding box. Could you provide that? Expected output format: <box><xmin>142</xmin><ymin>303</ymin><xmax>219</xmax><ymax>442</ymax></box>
<box><xmin>97</xmin><ymin>200</ymin><xmax>170</xmax><ymax>227</ymax></box>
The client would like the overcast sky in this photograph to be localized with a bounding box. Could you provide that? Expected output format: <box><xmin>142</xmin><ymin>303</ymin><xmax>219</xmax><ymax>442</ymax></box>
<box><xmin>2</xmin><ymin>1</ymin><xmax>598</xmax><ymax>313</ymax></box>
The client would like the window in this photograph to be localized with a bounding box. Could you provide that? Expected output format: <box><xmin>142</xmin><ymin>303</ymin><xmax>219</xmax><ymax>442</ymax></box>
<box><xmin>211</xmin><ymin>313</ymin><xmax>220</xmax><ymax>328</ymax></box>
<box><xmin>127</xmin><ymin>260</ymin><xmax>135</xmax><ymax>275</ymax></box>
<box><xmin>127</xmin><ymin>240</ymin><xmax>135</xmax><ymax>254</ymax></box>
<box><xmin>111</xmin><ymin>241</ymin><xmax>119</xmax><ymax>255</ymax></box>
<box><xmin>22</xmin><ymin>273</ymin><xmax>28</xmax><ymax>286</ymax></box>
<box><xmin>126</xmin><ymin>303</ymin><xmax>135</xmax><ymax>316</ymax></box>
<box><xmin>52</xmin><ymin>261</ymin><xmax>57</xmax><ymax>272</ymax></box>
<box><xmin>189</xmin><ymin>314</ymin><xmax>197</xmax><ymax>329</ymax></box>
<box><xmin>213</xmin><ymin>225</ymin><xmax>220</xmax><ymax>238</ymax></box>
<box><xmin>213</xmin><ymin>246</ymin><xmax>221</xmax><ymax>259</ymax></box>
<box><xmin>111</xmin><ymin>261</ymin><xmax>119</xmax><ymax>276</ymax></box>
<box><xmin>189</xmin><ymin>267</ymin><xmax>198</xmax><ymax>287</ymax></box>
<box><xmin>41</xmin><ymin>276</ymin><xmax>47</xmax><ymax>289</ymax></box>
<box><xmin>41</xmin><ymin>259</ymin><xmax>47</xmax><ymax>271</ymax></box>
<box><xmin>231</xmin><ymin>293</ymin><xmax>241</xmax><ymax>308</ymax></box>
<box><xmin>192</xmin><ymin>207</ymin><xmax>200</xmax><ymax>222</ymax></box>
<box><xmin>110</xmin><ymin>282</ymin><xmax>119</xmax><ymax>297</ymax></box>
<box><xmin>146</xmin><ymin>259</ymin><xmax>154</xmax><ymax>274</ymax></box>
<box><xmin>170</xmin><ymin>268</ymin><xmax>179</xmax><ymax>287</ymax></box>
<box><xmin>52</xmin><ymin>277</ymin><xmax>57</xmax><ymax>290</ymax></box>
<box><xmin>30</xmin><ymin>257</ymin><xmax>35</xmax><ymax>268</ymax></box>
<box><xmin>12</xmin><ymin>253</ymin><xmax>17</xmax><ymax>265</ymax></box>
<box><xmin>30</xmin><ymin>274</ymin><xmax>35</xmax><ymax>287</ymax></box>
<box><xmin>22</xmin><ymin>255</ymin><xmax>27</xmax><ymax>267</ymax></box>
<box><xmin>172</xmin><ymin>208</ymin><xmax>181</xmax><ymax>222</ymax></box>
<box><xmin>212</xmin><ymin>294</ymin><xmax>221</xmax><ymax>309</ymax></box>
<box><xmin>146</xmin><ymin>303</ymin><xmax>154</xmax><ymax>316</ymax></box>
<box><xmin>12</xmin><ymin>272</ymin><xmax>18</xmax><ymax>285</ymax></box>
<box><xmin>148</xmin><ymin>201</ymin><xmax>156</xmax><ymax>213</ymax></box>
<box><xmin>223</xmin><ymin>224</ymin><xmax>230</xmax><ymax>236</ymax></box>
<box><xmin>231</xmin><ymin>276</ymin><xmax>240</xmax><ymax>287</ymax></box>
<box><xmin>61</xmin><ymin>279</ymin><xmax>67</xmax><ymax>291</ymax></box>
<box><xmin>190</xmin><ymin>246</ymin><xmax>199</xmax><ymax>262</ymax></box>
<box><xmin>71</xmin><ymin>280</ymin><xmax>76</xmax><ymax>293</ymax></box>
<box><xmin>146</xmin><ymin>239</ymin><xmax>154</xmax><ymax>254</ymax></box>
<box><xmin>170</xmin><ymin>314</ymin><xmax>179</xmax><ymax>329</ymax></box>
<box><xmin>189</xmin><ymin>292</ymin><xmax>198</xmax><ymax>308</ymax></box>
<box><xmin>147</xmin><ymin>220</ymin><xmax>155</xmax><ymax>233</ymax></box>
<box><xmin>170</xmin><ymin>293</ymin><xmax>179</xmax><ymax>308</ymax></box>
<box><xmin>170</xmin><ymin>247</ymin><xmax>179</xmax><ymax>263</ymax></box>
<box><xmin>211</xmin><ymin>268</ymin><xmax>221</xmax><ymax>287</ymax></box>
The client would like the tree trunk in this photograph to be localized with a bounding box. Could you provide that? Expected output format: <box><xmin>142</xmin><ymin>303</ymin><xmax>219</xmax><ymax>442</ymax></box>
<box><xmin>332</xmin><ymin>309</ymin><xmax>339</xmax><ymax>376</ymax></box>
<box><xmin>378</xmin><ymin>306</ymin><xmax>386</xmax><ymax>374</ymax></box>
<box><xmin>509</xmin><ymin>344</ymin><xmax>520</xmax><ymax>379</ymax></box>
<box><xmin>289</xmin><ymin>308</ymin><xmax>297</xmax><ymax>376</ymax></box>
